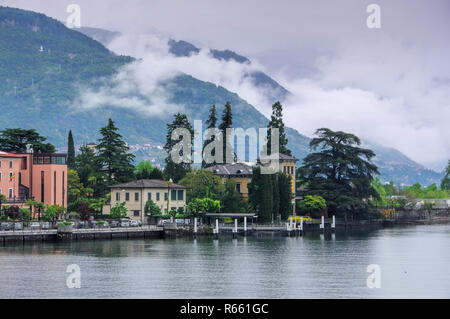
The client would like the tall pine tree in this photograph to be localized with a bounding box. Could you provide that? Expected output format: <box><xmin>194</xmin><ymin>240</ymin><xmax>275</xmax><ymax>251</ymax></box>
<box><xmin>267</xmin><ymin>101</ymin><xmax>291</xmax><ymax>156</ymax></box>
<box><xmin>96</xmin><ymin>119</ymin><xmax>135</xmax><ymax>186</ymax></box>
<box><xmin>67</xmin><ymin>130</ymin><xmax>75</xmax><ymax>169</ymax></box>
<box><xmin>163</xmin><ymin>113</ymin><xmax>194</xmax><ymax>183</ymax></box>
<box><xmin>218</xmin><ymin>102</ymin><xmax>233</xmax><ymax>163</ymax></box>
<box><xmin>202</xmin><ymin>105</ymin><xmax>217</xmax><ymax>168</ymax></box>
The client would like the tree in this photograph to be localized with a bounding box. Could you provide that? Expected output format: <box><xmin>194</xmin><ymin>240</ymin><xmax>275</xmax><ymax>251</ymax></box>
<box><xmin>149</xmin><ymin>167</ymin><xmax>164</xmax><ymax>180</ymax></box>
<box><xmin>278</xmin><ymin>173</ymin><xmax>293</xmax><ymax>221</ymax></box>
<box><xmin>145</xmin><ymin>200</ymin><xmax>161</xmax><ymax>216</ymax></box>
<box><xmin>220</xmin><ymin>179</ymin><xmax>241</xmax><ymax>214</ymax></box>
<box><xmin>68</xmin><ymin>169</ymin><xmax>85</xmax><ymax>203</ymax></box>
<box><xmin>27</xmin><ymin>200</ymin><xmax>44</xmax><ymax>220</ymax></box>
<box><xmin>0</xmin><ymin>128</ymin><xmax>55</xmax><ymax>154</ymax></box>
<box><xmin>77</xmin><ymin>201</ymin><xmax>91</xmax><ymax>222</ymax></box>
<box><xmin>297</xmin><ymin>128</ymin><xmax>379</xmax><ymax>219</ymax></box>
<box><xmin>371</xmin><ymin>177</ymin><xmax>387</xmax><ymax>207</ymax></box>
<box><xmin>110</xmin><ymin>202</ymin><xmax>127</xmax><ymax>219</ymax></box>
<box><xmin>272</xmin><ymin>173</ymin><xmax>280</xmax><ymax>221</ymax></box>
<box><xmin>7</xmin><ymin>206</ymin><xmax>20</xmax><ymax>220</ymax></box>
<box><xmin>67</xmin><ymin>130</ymin><xmax>75</xmax><ymax>169</ymax></box>
<box><xmin>179</xmin><ymin>169</ymin><xmax>224</xmax><ymax>202</ymax></box>
<box><xmin>441</xmin><ymin>160</ymin><xmax>450</xmax><ymax>190</ymax></box>
<box><xmin>298</xmin><ymin>195</ymin><xmax>327</xmax><ymax>218</ymax></box>
<box><xmin>42</xmin><ymin>205</ymin><xmax>63</xmax><ymax>222</ymax></box>
<box><xmin>0</xmin><ymin>194</ymin><xmax>5</xmax><ymax>217</ymax></box>
<box><xmin>135</xmin><ymin>161</ymin><xmax>154</xmax><ymax>180</ymax></box>
<box><xmin>266</xmin><ymin>101</ymin><xmax>291</xmax><ymax>156</ymax></box>
<box><xmin>163</xmin><ymin>113</ymin><xmax>194</xmax><ymax>182</ymax></box>
<box><xmin>19</xmin><ymin>207</ymin><xmax>31</xmax><ymax>222</ymax></box>
<box><xmin>96</xmin><ymin>118</ymin><xmax>135</xmax><ymax>187</ymax></box>
<box><xmin>202</xmin><ymin>105</ymin><xmax>218</xmax><ymax>168</ymax></box>
<box><xmin>187</xmin><ymin>198</ymin><xmax>220</xmax><ymax>217</ymax></box>
<box><xmin>218</xmin><ymin>102</ymin><xmax>233</xmax><ymax>164</ymax></box>
<box><xmin>75</xmin><ymin>144</ymin><xmax>100</xmax><ymax>186</ymax></box>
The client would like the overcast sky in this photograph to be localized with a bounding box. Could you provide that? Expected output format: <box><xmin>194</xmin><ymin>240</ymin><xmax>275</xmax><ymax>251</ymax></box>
<box><xmin>2</xmin><ymin>0</ymin><xmax>450</xmax><ymax>170</ymax></box>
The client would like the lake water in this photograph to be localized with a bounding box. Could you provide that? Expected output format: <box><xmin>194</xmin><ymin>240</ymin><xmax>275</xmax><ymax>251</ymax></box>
<box><xmin>1</xmin><ymin>224</ymin><xmax>449</xmax><ymax>299</ymax></box>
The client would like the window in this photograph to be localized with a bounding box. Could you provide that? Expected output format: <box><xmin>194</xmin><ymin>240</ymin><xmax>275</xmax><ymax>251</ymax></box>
<box><xmin>171</xmin><ymin>190</ymin><xmax>177</xmax><ymax>201</ymax></box>
<box><xmin>116</xmin><ymin>192</ymin><xmax>121</xmax><ymax>201</ymax></box>
<box><xmin>0</xmin><ymin>172</ymin><xmax>2</xmax><ymax>181</ymax></box>
<box><xmin>53</xmin><ymin>172</ymin><xmax>57</xmax><ymax>204</ymax></box>
<box><xmin>177</xmin><ymin>190</ymin><xmax>184</xmax><ymax>201</ymax></box>
<box><xmin>0</xmin><ymin>160</ymin><xmax>2</xmax><ymax>168</ymax></box>
<box><xmin>236</xmin><ymin>183</ymin><xmax>241</xmax><ymax>193</ymax></box>
<box><xmin>62</xmin><ymin>171</ymin><xmax>65</xmax><ymax>207</ymax></box>
<box><xmin>41</xmin><ymin>171</ymin><xmax>44</xmax><ymax>202</ymax></box>
<box><xmin>125</xmin><ymin>192</ymin><xmax>130</xmax><ymax>201</ymax></box>
<box><xmin>164</xmin><ymin>192</ymin><xmax>168</xmax><ymax>201</ymax></box>
<box><xmin>156</xmin><ymin>193</ymin><xmax>160</xmax><ymax>201</ymax></box>
<box><xmin>148</xmin><ymin>192</ymin><xmax>152</xmax><ymax>201</ymax></box>
<box><xmin>9</xmin><ymin>172</ymin><xmax>13</xmax><ymax>180</ymax></box>
<box><xmin>133</xmin><ymin>210</ymin><xmax>140</xmax><ymax>217</ymax></box>
<box><xmin>8</xmin><ymin>188</ymin><xmax>13</xmax><ymax>198</ymax></box>
<box><xmin>135</xmin><ymin>192</ymin><xmax>139</xmax><ymax>201</ymax></box>
<box><xmin>9</xmin><ymin>161</ymin><xmax>13</xmax><ymax>169</ymax></box>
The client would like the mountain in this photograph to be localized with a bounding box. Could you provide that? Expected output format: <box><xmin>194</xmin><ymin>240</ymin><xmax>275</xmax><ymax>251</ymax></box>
<box><xmin>0</xmin><ymin>6</ymin><xmax>443</xmax><ymax>186</ymax></box>
<box><xmin>364</xmin><ymin>141</ymin><xmax>443</xmax><ymax>186</ymax></box>
<box><xmin>77</xmin><ymin>29</ymin><xmax>290</xmax><ymax>102</ymax></box>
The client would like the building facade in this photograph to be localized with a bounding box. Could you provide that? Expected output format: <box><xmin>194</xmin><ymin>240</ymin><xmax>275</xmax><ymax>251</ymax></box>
<box><xmin>105</xmin><ymin>179</ymin><xmax>187</xmax><ymax>224</ymax></box>
<box><xmin>207</xmin><ymin>162</ymin><xmax>253</xmax><ymax>200</ymax></box>
<box><xmin>207</xmin><ymin>153</ymin><xmax>298</xmax><ymax>200</ymax></box>
<box><xmin>0</xmin><ymin>151</ymin><xmax>68</xmax><ymax>210</ymax></box>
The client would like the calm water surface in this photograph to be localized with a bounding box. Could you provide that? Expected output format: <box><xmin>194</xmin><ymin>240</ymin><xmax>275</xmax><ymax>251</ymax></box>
<box><xmin>1</xmin><ymin>224</ymin><xmax>449</xmax><ymax>299</ymax></box>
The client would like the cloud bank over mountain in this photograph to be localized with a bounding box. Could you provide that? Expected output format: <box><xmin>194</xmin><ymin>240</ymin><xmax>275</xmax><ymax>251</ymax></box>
<box><xmin>4</xmin><ymin>0</ymin><xmax>449</xmax><ymax>170</ymax></box>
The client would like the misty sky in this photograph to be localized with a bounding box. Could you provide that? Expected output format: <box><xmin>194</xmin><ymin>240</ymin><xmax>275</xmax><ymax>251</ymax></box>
<box><xmin>2</xmin><ymin>0</ymin><xmax>450</xmax><ymax>170</ymax></box>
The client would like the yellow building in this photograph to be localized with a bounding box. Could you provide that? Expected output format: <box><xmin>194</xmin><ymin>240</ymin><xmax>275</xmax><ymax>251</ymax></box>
<box><xmin>207</xmin><ymin>163</ymin><xmax>253</xmax><ymax>200</ymax></box>
<box><xmin>207</xmin><ymin>153</ymin><xmax>298</xmax><ymax>200</ymax></box>
<box><xmin>263</xmin><ymin>153</ymin><xmax>298</xmax><ymax>195</ymax></box>
<box><xmin>104</xmin><ymin>179</ymin><xmax>186</xmax><ymax>224</ymax></box>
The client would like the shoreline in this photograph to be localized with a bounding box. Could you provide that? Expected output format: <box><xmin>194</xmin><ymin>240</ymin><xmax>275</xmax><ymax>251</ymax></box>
<box><xmin>1</xmin><ymin>215</ymin><xmax>450</xmax><ymax>244</ymax></box>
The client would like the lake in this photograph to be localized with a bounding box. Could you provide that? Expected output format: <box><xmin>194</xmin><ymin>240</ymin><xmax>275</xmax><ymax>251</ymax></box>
<box><xmin>1</xmin><ymin>223</ymin><xmax>449</xmax><ymax>298</ymax></box>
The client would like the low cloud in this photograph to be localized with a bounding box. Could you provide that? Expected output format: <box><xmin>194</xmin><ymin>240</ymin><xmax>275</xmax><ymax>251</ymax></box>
<box><xmin>74</xmin><ymin>30</ymin><xmax>450</xmax><ymax>171</ymax></box>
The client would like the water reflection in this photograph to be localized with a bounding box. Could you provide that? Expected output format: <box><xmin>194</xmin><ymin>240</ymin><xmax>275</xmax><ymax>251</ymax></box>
<box><xmin>1</xmin><ymin>224</ymin><xmax>449</xmax><ymax>298</ymax></box>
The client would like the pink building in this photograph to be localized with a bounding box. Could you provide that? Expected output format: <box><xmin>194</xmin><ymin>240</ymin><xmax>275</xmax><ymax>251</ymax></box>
<box><xmin>0</xmin><ymin>151</ymin><xmax>68</xmax><ymax>211</ymax></box>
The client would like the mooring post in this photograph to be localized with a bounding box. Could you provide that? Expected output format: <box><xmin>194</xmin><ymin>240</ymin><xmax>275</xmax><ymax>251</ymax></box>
<box><xmin>243</xmin><ymin>216</ymin><xmax>247</xmax><ymax>237</ymax></box>
<box><xmin>194</xmin><ymin>217</ymin><xmax>198</xmax><ymax>239</ymax></box>
<box><xmin>286</xmin><ymin>222</ymin><xmax>291</xmax><ymax>237</ymax></box>
<box><xmin>299</xmin><ymin>217</ymin><xmax>303</xmax><ymax>236</ymax></box>
<box><xmin>320</xmin><ymin>216</ymin><xmax>325</xmax><ymax>234</ymax></box>
<box><xmin>233</xmin><ymin>219</ymin><xmax>238</xmax><ymax>239</ymax></box>
<box><xmin>331</xmin><ymin>215</ymin><xmax>336</xmax><ymax>233</ymax></box>
<box><xmin>214</xmin><ymin>218</ymin><xmax>219</xmax><ymax>240</ymax></box>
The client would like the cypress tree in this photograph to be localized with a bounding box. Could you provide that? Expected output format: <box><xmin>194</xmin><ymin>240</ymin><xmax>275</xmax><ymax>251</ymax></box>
<box><xmin>67</xmin><ymin>130</ymin><xmax>75</xmax><ymax>169</ymax></box>
<box><xmin>272</xmin><ymin>173</ymin><xmax>280</xmax><ymax>222</ymax></box>
<box><xmin>202</xmin><ymin>105</ymin><xmax>217</xmax><ymax>168</ymax></box>
<box><xmin>279</xmin><ymin>172</ymin><xmax>293</xmax><ymax>221</ymax></box>
<box><xmin>267</xmin><ymin>101</ymin><xmax>291</xmax><ymax>156</ymax></box>
<box><xmin>218</xmin><ymin>102</ymin><xmax>233</xmax><ymax>163</ymax></box>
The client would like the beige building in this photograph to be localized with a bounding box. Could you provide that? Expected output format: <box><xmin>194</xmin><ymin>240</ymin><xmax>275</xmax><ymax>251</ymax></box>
<box><xmin>104</xmin><ymin>179</ymin><xmax>186</xmax><ymax>224</ymax></box>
